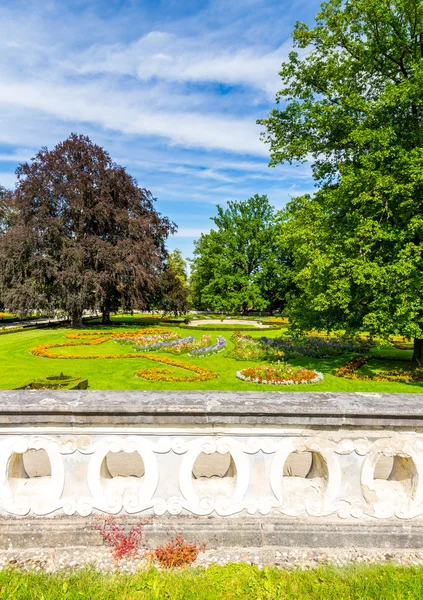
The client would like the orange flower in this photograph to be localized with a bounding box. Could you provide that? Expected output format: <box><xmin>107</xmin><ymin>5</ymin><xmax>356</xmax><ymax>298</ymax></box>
<box><xmin>30</xmin><ymin>329</ymin><xmax>219</xmax><ymax>382</ymax></box>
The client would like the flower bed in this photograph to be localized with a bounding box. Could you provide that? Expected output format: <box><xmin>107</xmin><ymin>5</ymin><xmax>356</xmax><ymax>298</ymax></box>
<box><xmin>29</xmin><ymin>329</ymin><xmax>219</xmax><ymax>382</ymax></box>
<box><xmin>133</xmin><ymin>333</ymin><xmax>185</xmax><ymax>351</ymax></box>
<box><xmin>261</xmin><ymin>335</ymin><xmax>375</xmax><ymax>358</ymax></box>
<box><xmin>188</xmin><ymin>335</ymin><xmax>227</xmax><ymax>357</ymax></box>
<box><xmin>334</xmin><ymin>356</ymin><xmax>423</xmax><ymax>383</ymax></box>
<box><xmin>135</xmin><ymin>355</ymin><xmax>218</xmax><ymax>382</ymax></box>
<box><xmin>237</xmin><ymin>363</ymin><xmax>323</xmax><ymax>385</ymax></box>
<box><xmin>230</xmin><ymin>332</ymin><xmax>285</xmax><ymax>362</ymax></box>
<box><xmin>135</xmin><ymin>335</ymin><xmax>194</xmax><ymax>353</ymax></box>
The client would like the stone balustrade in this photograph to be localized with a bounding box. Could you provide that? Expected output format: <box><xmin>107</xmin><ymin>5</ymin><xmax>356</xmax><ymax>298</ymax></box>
<box><xmin>1</xmin><ymin>390</ymin><xmax>423</xmax><ymax>549</ymax></box>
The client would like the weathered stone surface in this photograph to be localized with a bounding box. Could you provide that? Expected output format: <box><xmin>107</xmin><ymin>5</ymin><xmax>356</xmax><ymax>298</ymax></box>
<box><xmin>1</xmin><ymin>390</ymin><xmax>423</xmax><ymax>426</ymax></box>
<box><xmin>1</xmin><ymin>517</ymin><xmax>422</xmax><ymax>550</ymax></box>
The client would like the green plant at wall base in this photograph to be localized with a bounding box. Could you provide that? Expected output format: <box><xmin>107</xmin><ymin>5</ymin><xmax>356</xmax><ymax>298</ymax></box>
<box><xmin>148</xmin><ymin>536</ymin><xmax>207</xmax><ymax>568</ymax></box>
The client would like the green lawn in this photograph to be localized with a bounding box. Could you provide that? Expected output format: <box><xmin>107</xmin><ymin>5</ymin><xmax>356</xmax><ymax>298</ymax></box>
<box><xmin>0</xmin><ymin>564</ymin><xmax>422</xmax><ymax>599</ymax></box>
<box><xmin>0</xmin><ymin>320</ymin><xmax>421</xmax><ymax>392</ymax></box>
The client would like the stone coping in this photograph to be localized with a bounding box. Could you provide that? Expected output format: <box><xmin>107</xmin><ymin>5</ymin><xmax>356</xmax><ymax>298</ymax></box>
<box><xmin>1</xmin><ymin>391</ymin><xmax>423</xmax><ymax>427</ymax></box>
<box><xmin>1</xmin><ymin>517</ymin><xmax>423</xmax><ymax>550</ymax></box>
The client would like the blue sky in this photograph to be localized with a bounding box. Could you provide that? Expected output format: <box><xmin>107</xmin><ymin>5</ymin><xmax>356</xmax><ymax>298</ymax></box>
<box><xmin>0</xmin><ymin>0</ymin><xmax>321</xmax><ymax>260</ymax></box>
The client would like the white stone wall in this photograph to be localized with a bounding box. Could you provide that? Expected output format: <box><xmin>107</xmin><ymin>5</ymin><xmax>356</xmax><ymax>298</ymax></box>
<box><xmin>1</xmin><ymin>425</ymin><xmax>422</xmax><ymax>520</ymax></box>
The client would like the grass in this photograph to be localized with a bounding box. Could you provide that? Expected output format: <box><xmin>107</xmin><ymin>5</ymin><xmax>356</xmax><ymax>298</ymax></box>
<box><xmin>0</xmin><ymin>319</ymin><xmax>421</xmax><ymax>392</ymax></box>
<box><xmin>0</xmin><ymin>564</ymin><xmax>423</xmax><ymax>599</ymax></box>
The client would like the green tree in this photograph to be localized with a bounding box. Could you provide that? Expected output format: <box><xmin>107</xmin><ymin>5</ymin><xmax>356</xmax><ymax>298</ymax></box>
<box><xmin>149</xmin><ymin>265</ymin><xmax>191</xmax><ymax>316</ymax></box>
<box><xmin>190</xmin><ymin>195</ymin><xmax>290</xmax><ymax>313</ymax></box>
<box><xmin>167</xmin><ymin>249</ymin><xmax>188</xmax><ymax>286</ymax></box>
<box><xmin>259</xmin><ymin>0</ymin><xmax>423</xmax><ymax>363</ymax></box>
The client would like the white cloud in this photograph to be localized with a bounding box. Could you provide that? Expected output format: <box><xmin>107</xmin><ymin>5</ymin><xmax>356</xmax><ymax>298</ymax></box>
<box><xmin>0</xmin><ymin>149</ymin><xmax>33</xmax><ymax>163</ymax></box>
<box><xmin>74</xmin><ymin>32</ymin><xmax>288</xmax><ymax>97</ymax></box>
<box><xmin>0</xmin><ymin>172</ymin><xmax>19</xmax><ymax>189</ymax></box>
<box><xmin>0</xmin><ymin>77</ymin><xmax>267</xmax><ymax>155</ymax></box>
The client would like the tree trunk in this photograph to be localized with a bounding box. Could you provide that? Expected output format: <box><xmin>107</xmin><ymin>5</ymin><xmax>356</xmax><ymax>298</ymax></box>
<box><xmin>412</xmin><ymin>338</ymin><xmax>423</xmax><ymax>367</ymax></box>
<box><xmin>102</xmin><ymin>310</ymin><xmax>111</xmax><ymax>324</ymax></box>
<box><xmin>70</xmin><ymin>311</ymin><xmax>83</xmax><ymax>328</ymax></box>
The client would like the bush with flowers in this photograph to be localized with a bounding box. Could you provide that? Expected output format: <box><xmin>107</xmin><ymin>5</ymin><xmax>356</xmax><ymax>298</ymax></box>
<box><xmin>230</xmin><ymin>332</ymin><xmax>285</xmax><ymax>362</ymax></box>
<box><xmin>261</xmin><ymin>335</ymin><xmax>375</xmax><ymax>359</ymax></box>
<box><xmin>237</xmin><ymin>363</ymin><xmax>323</xmax><ymax>385</ymax></box>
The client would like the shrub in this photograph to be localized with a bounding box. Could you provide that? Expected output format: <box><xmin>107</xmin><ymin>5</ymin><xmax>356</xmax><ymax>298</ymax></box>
<box><xmin>178</xmin><ymin>324</ymin><xmax>280</xmax><ymax>331</ymax></box>
<box><xmin>15</xmin><ymin>373</ymin><xmax>88</xmax><ymax>390</ymax></box>
<box><xmin>149</xmin><ymin>535</ymin><xmax>206</xmax><ymax>568</ymax></box>
<box><xmin>93</xmin><ymin>516</ymin><xmax>147</xmax><ymax>561</ymax></box>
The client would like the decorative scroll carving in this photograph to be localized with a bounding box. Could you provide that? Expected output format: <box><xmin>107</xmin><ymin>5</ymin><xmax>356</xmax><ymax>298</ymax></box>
<box><xmin>0</xmin><ymin>432</ymin><xmax>423</xmax><ymax>519</ymax></box>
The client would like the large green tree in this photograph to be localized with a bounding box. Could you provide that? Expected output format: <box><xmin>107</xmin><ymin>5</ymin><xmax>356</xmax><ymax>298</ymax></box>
<box><xmin>0</xmin><ymin>134</ymin><xmax>174</xmax><ymax>326</ymax></box>
<box><xmin>260</xmin><ymin>0</ymin><xmax>423</xmax><ymax>363</ymax></box>
<box><xmin>190</xmin><ymin>195</ymin><xmax>291</xmax><ymax>313</ymax></box>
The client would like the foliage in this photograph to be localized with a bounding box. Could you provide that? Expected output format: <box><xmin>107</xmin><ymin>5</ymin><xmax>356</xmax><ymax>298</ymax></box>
<box><xmin>261</xmin><ymin>335</ymin><xmax>375</xmax><ymax>359</ymax></box>
<box><xmin>230</xmin><ymin>332</ymin><xmax>285</xmax><ymax>362</ymax></box>
<box><xmin>0</xmin><ymin>134</ymin><xmax>174</xmax><ymax>326</ymax></box>
<box><xmin>0</xmin><ymin>326</ymin><xmax>26</xmax><ymax>335</ymax></box>
<box><xmin>167</xmin><ymin>249</ymin><xmax>189</xmax><ymax>286</ymax></box>
<box><xmin>93</xmin><ymin>517</ymin><xmax>146</xmax><ymax>561</ymax></box>
<box><xmin>179</xmin><ymin>324</ymin><xmax>279</xmax><ymax>331</ymax></box>
<box><xmin>149</xmin><ymin>264</ymin><xmax>191</xmax><ymax>316</ymax></box>
<box><xmin>190</xmin><ymin>195</ymin><xmax>292</xmax><ymax>313</ymax></box>
<box><xmin>259</xmin><ymin>0</ymin><xmax>423</xmax><ymax>365</ymax></box>
<box><xmin>237</xmin><ymin>363</ymin><xmax>323</xmax><ymax>385</ymax></box>
<box><xmin>149</xmin><ymin>536</ymin><xmax>206</xmax><ymax>568</ymax></box>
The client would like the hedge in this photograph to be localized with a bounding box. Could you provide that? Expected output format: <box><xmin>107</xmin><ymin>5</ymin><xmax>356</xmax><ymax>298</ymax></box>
<box><xmin>15</xmin><ymin>373</ymin><xmax>88</xmax><ymax>390</ymax></box>
<box><xmin>179</xmin><ymin>324</ymin><xmax>281</xmax><ymax>332</ymax></box>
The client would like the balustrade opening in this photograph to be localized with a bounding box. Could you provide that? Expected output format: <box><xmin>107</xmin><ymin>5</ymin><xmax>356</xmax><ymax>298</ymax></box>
<box><xmin>100</xmin><ymin>451</ymin><xmax>145</xmax><ymax>495</ymax></box>
<box><xmin>373</xmin><ymin>455</ymin><xmax>417</xmax><ymax>499</ymax></box>
<box><xmin>281</xmin><ymin>451</ymin><xmax>328</xmax><ymax>509</ymax></box>
<box><xmin>8</xmin><ymin>450</ymin><xmax>52</xmax><ymax>494</ymax></box>
<box><xmin>192</xmin><ymin>452</ymin><xmax>236</xmax><ymax>498</ymax></box>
